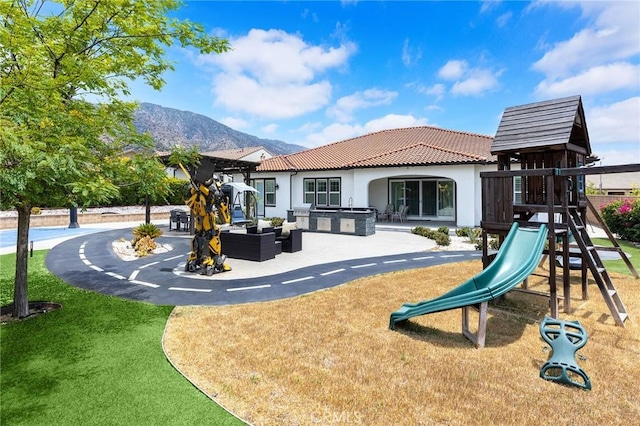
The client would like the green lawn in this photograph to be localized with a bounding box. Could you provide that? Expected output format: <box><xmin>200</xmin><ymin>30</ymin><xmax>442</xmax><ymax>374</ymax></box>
<box><xmin>0</xmin><ymin>251</ymin><xmax>244</xmax><ymax>426</ymax></box>
<box><xmin>592</xmin><ymin>238</ymin><xmax>640</xmax><ymax>276</ymax></box>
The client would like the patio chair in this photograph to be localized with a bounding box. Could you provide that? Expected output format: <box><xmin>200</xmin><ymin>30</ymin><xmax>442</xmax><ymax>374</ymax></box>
<box><xmin>377</xmin><ymin>204</ymin><xmax>393</xmax><ymax>221</ymax></box>
<box><xmin>179</xmin><ymin>212</ymin><xmax>191</xmax><ymax>232</ymax></box>
<box><xmin>400</xmin><ymin>205</ymin><xmax>409</xmax><ymax>222</ymax></box>
<box><xmin>391</xmin><ymin>205</ymin><xmax>408</xmax><ymax>222</ymax></box>
<box><xmin>169</xmin><ymin>210</ymin><xmax>180</xmax><ymax>231</ymax></box>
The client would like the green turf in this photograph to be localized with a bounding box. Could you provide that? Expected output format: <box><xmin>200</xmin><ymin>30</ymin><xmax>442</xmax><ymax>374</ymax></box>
<box><xmin>591</xmin><ymin>238</ymin><xmax>640</xmax><ymax>276</ymax></box>
<box><xmin>0</xmin><ymin>251</ymin><xmax>244</xmax><ymax>426</ymax></box>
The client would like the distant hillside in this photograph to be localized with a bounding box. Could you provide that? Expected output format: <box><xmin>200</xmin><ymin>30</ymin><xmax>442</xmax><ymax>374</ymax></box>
<box><xmin>133</xmin><ymin>103</ymin><xmax>305</xmax><ymax>155</ymax></box>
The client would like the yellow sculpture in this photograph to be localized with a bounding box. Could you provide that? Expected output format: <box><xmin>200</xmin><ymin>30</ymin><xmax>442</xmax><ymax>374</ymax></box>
<box><xmin>179</xmin><ymin>163</ymin><xmax>231</xmax><ymax>275</ymax></box>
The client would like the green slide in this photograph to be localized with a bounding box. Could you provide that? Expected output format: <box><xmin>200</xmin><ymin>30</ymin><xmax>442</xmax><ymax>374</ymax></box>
<box><xmin>389</xmin><ymin>222</ymin><xmax>548</xmax><ymax>330</ymax></box>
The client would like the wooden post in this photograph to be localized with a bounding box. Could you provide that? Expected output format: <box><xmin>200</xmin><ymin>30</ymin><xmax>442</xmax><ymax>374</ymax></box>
<box><xmin>462</xmin><ymin>302</ymin><xmax>489</xmax><ymax>349</ymax></box>
<box><xmin>547</xmin><ymin>173</ymin><xmax>558</xmax><ymax>318</ymax></box>
<box><xmin>560</xmin><ymin>174</ymin><xmax>571</xmax><ymax>313</ymax></box>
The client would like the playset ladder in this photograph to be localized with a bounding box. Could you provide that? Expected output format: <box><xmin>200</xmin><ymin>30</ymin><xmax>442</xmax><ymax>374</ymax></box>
<box><xmin>567</xmin><ymin>209</ymin><xmax>628</xmax><ymax>326</ymax></box>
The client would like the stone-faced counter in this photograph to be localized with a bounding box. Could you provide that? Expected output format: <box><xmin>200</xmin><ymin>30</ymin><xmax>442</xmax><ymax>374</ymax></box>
<box><xmin>306</xmin><ymin>208</ymin><xmax>376</xmax><ymax>236</ymax></box>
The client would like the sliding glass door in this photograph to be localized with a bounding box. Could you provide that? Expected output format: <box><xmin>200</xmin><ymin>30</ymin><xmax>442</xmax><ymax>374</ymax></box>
<box><xmin>389</xmin><ymin>178</ymin><xmax>455</xmax><ymax>220</ymax></box>
<box><xmin>422</xmin><ymin>180</ymin><xmax>437</xmax><ymax>216</ymax></box>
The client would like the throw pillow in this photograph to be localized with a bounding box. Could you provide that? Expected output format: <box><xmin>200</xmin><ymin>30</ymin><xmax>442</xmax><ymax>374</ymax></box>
<box><xmin>257</xmin><ymin>219</ymin><xmax>272</xmax><ymax>233</ymax></box>
<box><xmin>281</xmin><ymin>220</ymin><xmax>298</xmax><ymax>237</ymax></box>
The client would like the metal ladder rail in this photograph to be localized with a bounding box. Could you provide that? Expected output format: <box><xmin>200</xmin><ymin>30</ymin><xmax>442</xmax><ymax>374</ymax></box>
<box><xmin>568</xmin><ymin>209</ymin><xmax>628</xmax><ymax>326</ymax></box>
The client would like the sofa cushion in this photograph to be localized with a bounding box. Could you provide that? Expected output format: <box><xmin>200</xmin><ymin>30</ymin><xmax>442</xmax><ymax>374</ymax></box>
<box><xmin>280</xmin><ymin>220</ymin><xmax>298</xmax><ymax>237</ymax></box>
<box><xmin>257</xmin><ymin>219</ymin><xmax>272</xmax><ymax>233</ymax></box>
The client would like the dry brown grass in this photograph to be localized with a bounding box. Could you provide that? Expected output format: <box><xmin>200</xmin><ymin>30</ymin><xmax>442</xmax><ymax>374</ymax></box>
<box><xmin>163</xmin><ymin>261</ymin><xmax>640</xmax><ymax>426</ymax></box>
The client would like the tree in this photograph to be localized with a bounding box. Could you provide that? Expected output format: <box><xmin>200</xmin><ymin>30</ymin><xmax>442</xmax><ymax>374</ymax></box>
<box><xmin>0</xmin><ymin>0</ymin><xmax>229</xmax><ymax>317</ymax></box>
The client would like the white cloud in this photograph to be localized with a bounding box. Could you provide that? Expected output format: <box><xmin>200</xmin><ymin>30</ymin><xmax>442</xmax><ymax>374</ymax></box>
<box><xmin>301</xmin><ymin>9</ymin><xmax>319</xmax><ymax>23</ymax></box>
<box><xmin>261</xmin><ymin>123</ymin><xmax>278</xmax><ymax>134</ymax></box>
<box><xmin>303</xmin><ymin>122</ymin><xmax>361</xmax><ymax>147</ymax></box>
<box><xmin>409</xmin><ymin>82</ymin><xmax>446</xmax><ymax>100</ymax></box>
<box><xmin>401</xmin><ymin>38</ymin><xmax>422</xmax><ymax>67</ymax></box>
<box><xmin>293</xmin><ymin>121</ymin><xmax>323</xmax><ymax>134</ymax></box>
<box><xmin>532</xmin><ymin>2</ymin><xmax>640</xmax><ymax>80</ymax></box>
<box><xmin>420</xmin><ymin>83</ymin><xmax>446</xmax><ymax>102</ymax></box>
<box><xmin>326</xmin><ymin>88</ymin><xmax>398</xmax><ymax>122</ymax></box>
<box><xmin>438</xmin><ymin>60</ymin><xmax>468</xmax><ymax>80</ymax></box>
<box><xmin>451</xmin><ymin>68</ymin><xmax>501</xmax><ymax>96</ymax></box>
<box><xmin>302</xmin><ymin>114</ymin><xmax>429</xmax><ymax>147</ymax></box>
<box><xmin>212</xmin><ymin>73</ymin><xmax>332</xmax><ymax>119</ymax></box>
<box><xmin>496</xmin><ymin>11</ymin><xmax>512</xmax><ymax>28</ymax></box>
<box><xmin>480</xmin><ymin>1</ymin><xmax>501</xmax><ymax>14</ymax></box>
<box><xmin>535</xmin><ymin>63</ymin><xmax>640</xmax><ymax>98</ymax></box>
<box><xmin>588</xmin><ymin>146</ymin><xmax>640</xmax><ymax>166</ymax></box>
<box><xmin>198</xmin><ymin>28</ymin><xmax>357</xmax><ymax>119</ymax></box>
<box><xmin>425</xmin><ymin>104</ymin><xmax>444</xmax><ymax>113</ymax></box>
<box><xmin>363</xmin><ymin>114</ymin><xmax>429</xmax><ymax>133</ymax></box>
<box><xmin>219</xmin><ymin>116</ymin><xmax>250</xmax><ymax>130</ymax></box>
<box><xmin>437</xmin><ymin>60</ymin><xmax>501</xmax><ymax>96</ymax></box>
<box><xmin>588</xmin><ymin>97</ymin><xmax>640</xmax><ymax>145</ymax></box>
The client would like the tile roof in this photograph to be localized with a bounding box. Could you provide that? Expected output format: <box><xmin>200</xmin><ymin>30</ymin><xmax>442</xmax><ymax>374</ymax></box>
<box><xmin>257</xmin><ymin>126</ymin><xmax>495</xmax><ymax>172</ymax></box>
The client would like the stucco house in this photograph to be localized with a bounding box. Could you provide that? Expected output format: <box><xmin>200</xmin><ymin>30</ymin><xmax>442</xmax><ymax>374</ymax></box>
<box><xmin>234</xmin><ymin>127</ymin><xmax>497</xmax><ymax>227</ymax></box>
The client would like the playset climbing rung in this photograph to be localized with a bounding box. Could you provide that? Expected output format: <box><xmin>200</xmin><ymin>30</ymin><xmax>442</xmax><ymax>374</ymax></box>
<box><xmin>567</xmin><ymin>210</ymin><xmax>628</xmax><ymax>326</ymax></box>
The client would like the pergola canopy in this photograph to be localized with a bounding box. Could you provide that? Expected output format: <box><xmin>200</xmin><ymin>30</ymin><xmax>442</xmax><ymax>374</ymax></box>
<box><xmin>157</xmin><ymin>151</ymin><xmax>260</xmax><ymax>183</ymax></box>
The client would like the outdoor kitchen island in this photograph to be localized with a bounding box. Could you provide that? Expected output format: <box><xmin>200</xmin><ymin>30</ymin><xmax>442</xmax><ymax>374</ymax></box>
<box><xmin>288</xmin><ymin>205</ymin><xmax>376</xmax><ymax>236</ymax></box>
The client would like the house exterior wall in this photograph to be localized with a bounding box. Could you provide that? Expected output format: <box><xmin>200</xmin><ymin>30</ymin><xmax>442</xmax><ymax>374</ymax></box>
<box><xmin>242</xmin><ymin>163</ymin><xmax>498</xmax><ymax>227</ymax></box>
<box><xmin>586</xmin><ymin>171</ymin><xmax>640</xmax><ymax>196</ymax></box>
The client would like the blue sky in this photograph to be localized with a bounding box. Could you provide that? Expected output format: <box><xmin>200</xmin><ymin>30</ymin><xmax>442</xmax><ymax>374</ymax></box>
<box><xmin>128</xmin><ymin>1</ymin><xmax>640</xmax><ymax>165</ymax></box>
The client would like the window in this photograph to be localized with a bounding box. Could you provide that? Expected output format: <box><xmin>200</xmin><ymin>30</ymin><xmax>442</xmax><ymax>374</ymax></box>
<box><xmin>514</xmin><ymin>176</ymin><xmax>522</xmax><ymax>204</ymax></box>
<box><xmin>303</xmin><ymin>178</ymin><xmax>341</xmax><ymax>207</ymax></box>
<box><xmin>264</xmin><ymin>179</ymin><xmax>276</xmax><ymax>206</ymax></box>
<box><xmin>316</xmin><ymin>179</ymin><xmax>327</xmax><ymax>205</ymax></box>
<box><xmin>329</xmin><ymin>178</ymin><xmax>341</xmax><ymax>206</ymax></box>
<box><xmin>304</xmin><ymin>179</ymin><xmax>315</xmax><ymax>204</ymax></box>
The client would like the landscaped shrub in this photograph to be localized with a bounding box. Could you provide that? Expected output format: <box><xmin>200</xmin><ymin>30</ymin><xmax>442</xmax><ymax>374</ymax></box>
<box><xmin>132</xmin><ymin>223</ymin><xmax>163</xmax><ymax>245</ymax></box>
<box><xmin>164</xmin><ymin>178</ymin><xmax>191</xmax><ymax>206</ymax></box>
<box><xmin>410</xmin><ymin>226</ymin><xmax>430</xmax><ymax>237</ymax></box>
<box><xmin>467</xmin><ymin>228</ymin><xmax>482</xmax><ymax>245</ymax></box>
<box><xmin>410</xmin><ymin>226</ymin><xmax>450</xmax><ymax>246</ymax></box>
<box><xmin>104</xmin><ymin>177</ymin><xmax>189</xmax><ymax>207</ymax></box>
<box><xmin>437</xmin><ymin>226</ymin><xmax>449</xmax><ymax>235</ymax></box>
<box><xmin>600</xmin><ymin>199</ymin><xmax>640</xmax><ymax>243</ymax></box>
<box><xmin>131</xmin><ymin>223</ymin><xmax>163</xmax><ymax>257</ymax></box>
<box><xmin>133</xmin><ymin>235</ymin><xmax>158</xmax><ymax>257</ymax></box>
<box><xmin>489</xmin><ymin>236</ymin><xmax>501</xmax><ymax>250</ymax></box>
<box><xmin>266</xmin><ymin>217</ymin><xmax>285</xmax><ymax>227</ymax></box>
<box><xmin>455</xmin><ymin>227</ymin><xmax>470</xmax><ymax>237</ymax></box>
<box><xmin>115</xmin><ymin>185</ymin><xmax>144</xmax><ymax>206</ymax></box>
<box><xmin>456</xmin><ymin>227</ymin><xmax>482</xmax><ymax>245</ymax></box>
<box><xmin>432</xmin><ymin>232</ymin><xmax>451</xmax><ymax>246</ymax></box>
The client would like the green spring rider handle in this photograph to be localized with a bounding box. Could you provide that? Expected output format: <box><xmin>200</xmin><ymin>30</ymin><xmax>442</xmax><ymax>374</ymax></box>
<box><xmin>539</xmin><ymin>316</ymin><xmax>592</xmax><ymax>390</ymax></box>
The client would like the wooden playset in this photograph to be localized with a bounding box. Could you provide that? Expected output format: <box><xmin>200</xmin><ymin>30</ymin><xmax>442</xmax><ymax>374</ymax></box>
<box><xmin>480</xmin><ymin>95</ymin><xmax>638</xmax><ymax>325</ymax></box>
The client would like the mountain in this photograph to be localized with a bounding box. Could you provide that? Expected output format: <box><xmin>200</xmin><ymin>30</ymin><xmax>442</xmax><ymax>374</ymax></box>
<box><xmin>133</xmin><ymin>103</ymin><xmax>305</xmax><ymax>155</ymax></box>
